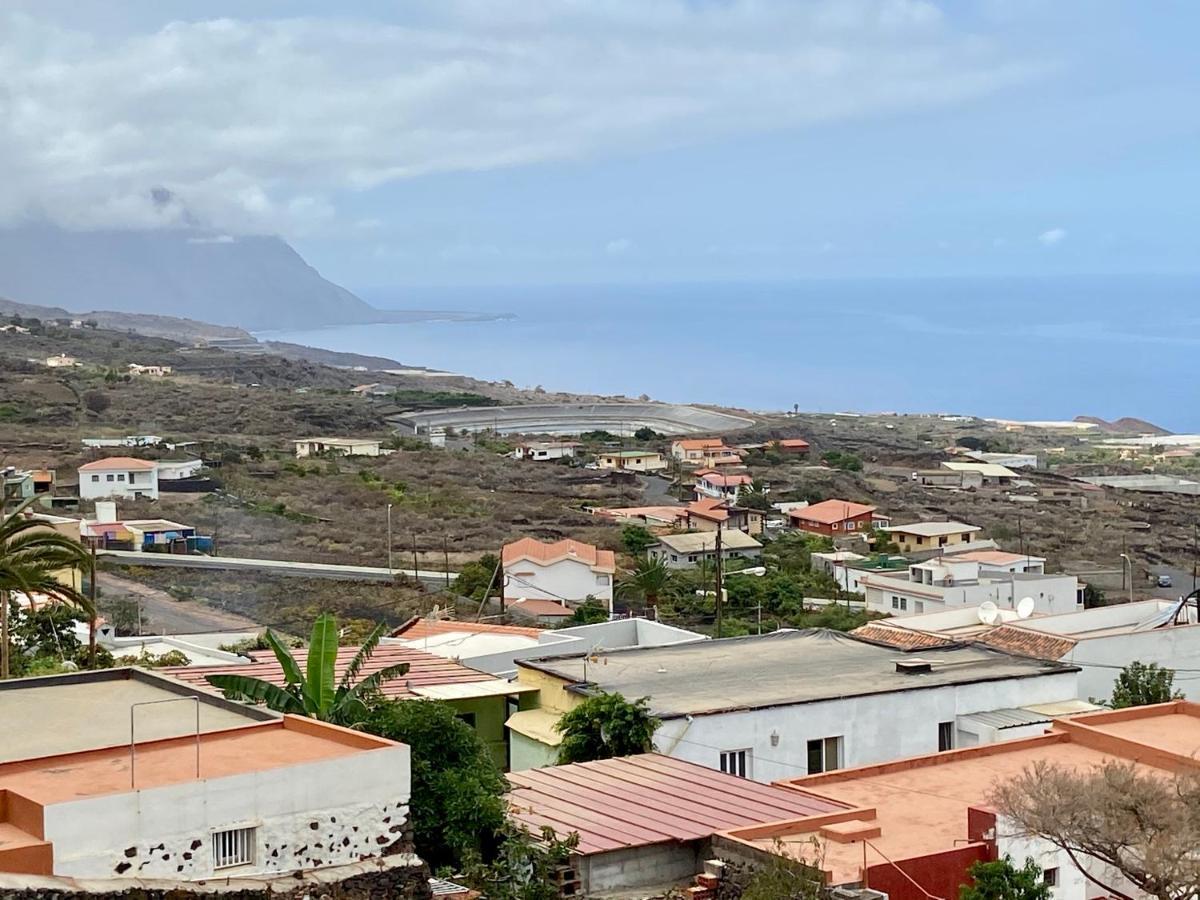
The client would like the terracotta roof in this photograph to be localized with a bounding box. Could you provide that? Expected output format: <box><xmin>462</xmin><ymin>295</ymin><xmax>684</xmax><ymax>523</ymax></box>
<box><xmin>851</xmin><ymin>622</ymin><xmax>957</xmax><ymax>650</ymax></box>
<box><xmin>78</xmin><ymin>457</ymin><xmax>157</xmax><ymax>471</ymax></box>
<box><xmin>776</xmin><ymin>439</ymin><xmax>810</xmax><ymax>448</ymax></box>
<box><xmin>501</xmin><ymin>537</ymin><xmax>616</xmax><ymax>572</ymax></box>
<box><xmin>973</xmin><ymin>625</ymin><xmax>1077</xmax><ymax>661</ymax></box>
<box><xmin>165</xmin><ymin>644</ymin><xmax>494</xmax><ymax>700</ymax></box>
<box><xmin>391</xmin><ymin>616</ymin><xmax>544</xmax><ymax>639</ymax></box>
<box><xmin>687</xmin><ymin>498</ymin><xmax>730</xmax><ymax>522</ymax></box>
<box><xmin>673</xmin><ymin>439</ymin><xmax>726</xmax><ymax>451</ymax></box>
<box><xmin>696</xmin><ymin>472</ymin><xmax>753</xmax><ymax>487</ymax></box>
<box><xmin>507</xmin><ymin>753</ymin><xmax>847</xmax><ymax>855</ymax></box>
<box><xmin>789</xmin><ymin>499</ymin><xmax>876</xmax><ymax>524</ymax></box>
<box><xmin>506</xmin><ymin>598</ymin><xmax>574</xmax><ymax>619</ymax></box>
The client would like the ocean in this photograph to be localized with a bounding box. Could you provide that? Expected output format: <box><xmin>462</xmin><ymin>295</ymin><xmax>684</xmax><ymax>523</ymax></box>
<box><xmin>258</xmin><ymin>275</ymin><xmax>1200</xmax><ymax>432</ymax></box>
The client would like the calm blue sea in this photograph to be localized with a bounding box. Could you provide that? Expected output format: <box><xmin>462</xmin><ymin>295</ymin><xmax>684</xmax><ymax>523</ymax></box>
<box><xmin>258</xmin><ymin>276</ymin><xmax>1200</xmax><ymax>432</ymax></box>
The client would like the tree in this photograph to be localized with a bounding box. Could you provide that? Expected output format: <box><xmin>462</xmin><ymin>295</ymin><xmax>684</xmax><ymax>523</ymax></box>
<box><xmin>821</xmin><ymin>450</ymin><xmax>862</xmax><ymax>472</ymax></box>
<box><xmin>0</xmin><ymin>497</ymin><xmax>94</xmax><ymax>678</ymax></box>
<box><xmin>363</xmin><ymin>699</ymin><xmax>506</xmax><ymax>869</ymax></box>
<box><xmin>82</xmin><ymin>390</ymin><xmax>111</xmax><ymax>414</ymax></box>
<box><xmin>1108</xmin><ymin>660</ymin><xmax>1183</xmax><ymax>709</ymax></box>
<box><xmin>992</xmin><ymin>760</ymin><xmax>1200</xmax><ymax>900</ymax></box>
<box><xmin>1082</xmin><ymin>582</ymin><xmax>1106</xmax><ymax>608</ymax></box>
<box><xmin>560</xmin><ymin>599</ymin><xmax>609</xmax><ymax>626</ymax></box>
<box><xmin>205</xmin><ymin>614</ymin><xmax>409</xmax><ymax>726</ymax></box>
<box><xmin>960</xmin><ymin>857</ymin><xmax>1051</xmax><ymax>900</ymax></box>
<box><xmin>739</xmin><ymin>478</ymin><xmax>771</xmax><ymax>510</ymax></box>
<box><xmin>454</xmin><ymin>553</ymin><xmax>500</xmax><ymax>600</ymax></box>
<box><xmin>620</xmin><ymin>524</ymin><xmax>657</xmax><ymax>556</ymax></box>
<box><xmin>616</xmin><ymin>556</ymin><xmax>674</xmax><ymax>609</ymax></box>
<box><xmin>868</xmin><ymin>529</ymin><xmax>899</xmax><ymax>554</ymax></box>
<box><xmin>633</xmin><ymin>427</ymin><xmax>659</xmax><ymax>441</ymax></box>
<box><xmin>556</xmin><ymin>692</ymin><xmax>659</xmax><ymax>763</ymax></box>
<box><xmin>463</xmin><ymin>823</ymin><xmax>580</xmax><ymax>900</ymax></box>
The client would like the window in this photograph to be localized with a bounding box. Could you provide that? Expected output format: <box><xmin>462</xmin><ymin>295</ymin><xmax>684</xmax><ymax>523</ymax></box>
<box><xmin>212</xmin><ymin>826</ymin><xmax>256</xmax><ymax>869</ymax></box>
<box><xmin>457</xmin><ymin>712</ymin><xmax>477</xmax><ymax>729</ymax></box>
<box><xmin>117</xmin><ymin>473</ymin><xmax>126</xmax><ymax>481</ymax></box>
<box><xmin>938</xmin><ymin>721</ymin><xmax>955</xmax><ymax>752</ymax></box>
<box><xmin>891</xmin><ymin>596</ymin><xmax>907</xmax><ymax>611</ymax></box>
<box><xmin>1042</xmin><ymin>868</ymin><xmax>1059</xmax><ymax>887</ymax></box>
<box><xmin>806</xmin><ymin>736</ymin><xmax>843</xmax><ymax>774</ymax></box>
<box><xmin>831</xmin><ymin>523</ymin><xmax>839</xmax><ymax>531</ymax></box>
<box><xmin>106</xmin><ymin>474</ymin><xmax>114</xmax><ymax>482</ymax></box>
<box><xmin>846</xmin><ymin>521</ymin><xmax>856</xmax><ymax>531</ymax></box>
<box><xmin>91</xmin><ymin>475</ymin><xmax>99</xmax><ymax>483</ymax></box>
<box><xmin>914</xmin><ymin>601</ymin><xmax>924</xmax><ymax>614</ymax></box>
<box><xmin>719</xmin><ymin>749</ymin><xmax>751</xmax><ymax>778</ymax></box>
<box><xmin>595</xmin><ymin>574</ymin><xmax>609</xmax><ymax>585</ymax></box>
<box><xmin>671</xmin><ymin>554</ymin><xmax>678</xmax><ymax>562</ymax></box>
<box><xmin>915</xmin><ymin>535</ymin><xmax>924</xmax><ymax>545</ymax></box>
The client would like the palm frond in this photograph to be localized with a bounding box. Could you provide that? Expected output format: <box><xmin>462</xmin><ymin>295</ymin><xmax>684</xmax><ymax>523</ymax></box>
<box><xmin>263</xmin><ymin>629</ymin><xmax>305</xmax><ymax>686</ymax></box>
<box><xmin>205</xmin><ymin>674</ymin><xmax>307</xmax><ymax>714</ymax></box>
<box><xmin>338</xmin><ymin>621</ymin><xmax>388</xmax><ymax>691</ymax></box>
<box><xmin>306</xmin><ymin>613</ymin><xmax>339</xmax><ymax>713</ymax></box>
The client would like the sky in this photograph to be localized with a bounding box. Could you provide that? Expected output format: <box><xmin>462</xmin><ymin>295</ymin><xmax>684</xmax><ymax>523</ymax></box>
<box><xmin>2</xmin><ymin>1</ymin><xmax>1198</xmax><ymax>289</ymax></box>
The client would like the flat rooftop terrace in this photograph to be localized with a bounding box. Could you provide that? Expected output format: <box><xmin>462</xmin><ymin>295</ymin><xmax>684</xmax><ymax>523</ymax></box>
<box><xmin>0</xmin><ymin>717</ymin><xmax>388</xmax><ymax>805</ymax></box>
<box><xmin>521</xmin><ymin>629</ymin><xmax>1076</xmax><ymax>719</ymax></box>
<box><xmin>0</xmin><ymin>669</ymin><xmax>273</xmax><ymax>763</ymax></box>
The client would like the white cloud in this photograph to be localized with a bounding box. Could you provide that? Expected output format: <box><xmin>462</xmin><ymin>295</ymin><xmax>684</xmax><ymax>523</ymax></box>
<box><xmin>0</xmin><ymin>2</ymin><xmax>1048</xmax><ymax>235</ymax></box>
<box><xmin>1038</xmin><ymin>227</ymin><xmax>1067</xmax><ymax>246</ymax></box>
<box><xmin>604</xmin><ymin>238</ymin><xmax>632</xmax><ymax>255</ymax></box>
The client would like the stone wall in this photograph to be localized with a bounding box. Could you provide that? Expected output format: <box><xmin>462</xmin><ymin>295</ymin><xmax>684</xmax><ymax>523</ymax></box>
<box><xmin>0</xmin><ymin>852</ymin><xmax>432</xmax><ymax>900</ymax></box>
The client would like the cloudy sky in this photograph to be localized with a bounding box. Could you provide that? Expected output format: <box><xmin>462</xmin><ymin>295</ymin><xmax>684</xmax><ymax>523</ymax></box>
<box><xmin>3</xmin><ymin>1</ymin><xmax>1197</xmax><ymax>288</ymax></box>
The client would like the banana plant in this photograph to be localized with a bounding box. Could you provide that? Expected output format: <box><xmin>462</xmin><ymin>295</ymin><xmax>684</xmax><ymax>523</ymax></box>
<box><xmin>206</xmin><ymin>613</ymin><xmax>409</xmax><ymax>726</ymax></box>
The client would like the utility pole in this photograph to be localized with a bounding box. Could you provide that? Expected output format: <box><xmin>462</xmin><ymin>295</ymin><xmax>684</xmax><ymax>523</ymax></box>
<box><xmin>89</xmin><ymin>543</ymin><xmax>98</xmax><ymax>668</ymax></box>
<box><xmin>443</xmin><ymin>536</ymin><xmax>451</xmax><ymax>590</ymax></box>
<box><xmin>386</xmin><ymin>504</ymin><xmax>394</xmax><ymax>576</ymax></box>
<box><xmin>1193</xmin><ymin>522</ymin><xmax>1197</xmax><ymax>595</ymax></box>
<box><xmin>714</xmin><ymin>528</ymin><xmax>724</xmax><ymax>639</ymax></box>
<box><xmin>411</xmin><ymin>532</ymin><xmax>419</xmax><ymax>577</ymax></box>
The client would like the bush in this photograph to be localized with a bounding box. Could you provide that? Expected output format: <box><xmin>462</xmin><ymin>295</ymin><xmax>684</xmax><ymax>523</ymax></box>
<box><xmin>620</xmin><ymin>524</ymin><xmax>657</xmax><ymax>556</ymax></box>
<box><xmin>363</xmin><ymin>699</ymin><xmax>506</xmax><ymax>869</ymax></box>
<box><xmin>83</xmin><ymin>390</ymin><xmax>111</xmax><ymax>414</ymax></box>
<box><xmin>820</xmin><ymin>450</ymin><xmax>862</xmax><ymax>472</ymax></box>
<box><xmin>556</xmin><ymin>692</ymin><xmax>659</xmax><ymax>763</ymax></box>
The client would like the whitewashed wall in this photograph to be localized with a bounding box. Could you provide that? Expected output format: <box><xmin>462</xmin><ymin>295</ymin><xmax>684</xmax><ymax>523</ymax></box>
<box><xmin>42</xmin><ymin>743</ymin><xmax>409</xmax><ymax>880</ymax></box>
<box><xmin>652</xmin><ymin>670</ymin><xmax>1078</xmax><ymax>783</ymax></box>
<box><xmin>505</xmin><ymin>557</ymin><xmax>613</xmax><ymax>606</ymax></box>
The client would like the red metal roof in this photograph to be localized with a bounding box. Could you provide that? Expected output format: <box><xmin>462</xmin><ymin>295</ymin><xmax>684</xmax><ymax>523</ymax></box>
<box><xmin>165</xmin><ymin>644</ymin><xmax>494</xmax><ymax>700</ymax></box>
<box><xmin>506</xmin><ymin>753</ymin><xmax>846</xmax><ymax>855</ymax></box>
<box><xmin>391</xmin><ymin>616</ymin><xmax>544</xmax><ymax>639</ymax></box>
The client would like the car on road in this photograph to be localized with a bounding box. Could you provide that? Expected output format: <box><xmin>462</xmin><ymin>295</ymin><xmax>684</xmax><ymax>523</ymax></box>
<box><xmin>1157</xmin><ymin>574</ymin><xmax>1173</xmax><ymax>588</ymax></box>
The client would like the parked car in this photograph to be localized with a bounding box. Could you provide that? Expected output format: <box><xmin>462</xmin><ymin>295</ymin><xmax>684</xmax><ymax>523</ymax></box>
<box><xmin>1157</xmin><ymin>574</ymin><xmax>1173</xmax><ymax>588</ymax></box>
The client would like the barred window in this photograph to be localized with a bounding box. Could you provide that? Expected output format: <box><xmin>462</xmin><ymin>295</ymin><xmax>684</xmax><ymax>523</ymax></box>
<box><xmin>212</xmin><ymin>826</ymin><xmax>256</xmax><ymax>869</ymax></box>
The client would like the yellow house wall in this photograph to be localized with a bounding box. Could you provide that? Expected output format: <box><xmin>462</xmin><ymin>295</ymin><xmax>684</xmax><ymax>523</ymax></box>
<box><xmin>893</xmin><ymin>531</ymin><xmax>976</xmax><ymax>553</ymax></box>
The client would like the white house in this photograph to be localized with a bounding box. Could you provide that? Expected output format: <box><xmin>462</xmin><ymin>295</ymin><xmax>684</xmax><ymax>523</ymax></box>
<box><xmin>647</xmin><ymin>530</ymin><xmax>763</xmax><ymax>570</ymax></box>
<box><xmin>126</xmin><ymin>363</ymin><xmax>173</xmax><ymax>376</ymax></box>
<box><xmin>597</xmin><ymin>450</ymin><xmax>668</xmax><ymax>472</ymax></box>
<box><xmin>860</xmin><ymin>558</ymin><xmax>1079</xmax><ymax>617</ymax></box>
<box><xmin>293</xmin><ymin>437</ymin><xmax>386</xmax><ymax>458</ymax></box>
<box><xmin>862</xmin><ymin>598</ymin><xmax>1200</xmax><ymax>704</ymax></box>
<box><xmin>156</xmin><ymin>458</ymin><xmax>204</xmax><ymax>481</ymax></box>
<box><xmin>940</xmin><ymin>461</ymin><xmax>1020</xmax><ymax>485</ymax></box>
<box><xmin>511</xmin><ymin>630</ymin><xmax>1081</xmax><ymax>780</ymax></box>
<box><xmin>78</xmin><ymin>457</ymin><xmax>159</xmax><ymax>500</ymax></box>
<box><xmin>513</xmin><ymin>441</ymin><xmax>579</xmax><ymax>461</ymax></box>
<box><xmin>502</xmin><ymin>537</ymin><xmax>616</xmax><ymax>609</ymax></box>
<box><xmin>0</xmin><ymin>668</ymin><xmax>412</xmax><ymax>882</ymax></box>
<box><xmin>693</xmin><ymin>469</ymin><xmax>753</xmax><ymax>503</ymax></box>
<box><xmin>44</xmin><ymin>353</ymin><xmax>79</xmax><ymax>368</ymax></box>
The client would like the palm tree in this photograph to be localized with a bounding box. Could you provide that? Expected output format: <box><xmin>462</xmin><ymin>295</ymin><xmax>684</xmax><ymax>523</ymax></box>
<box><xmin>0</xmin><ymin>497</ymin><xmax>95</xmax><ymax>678</ymax></box>
<box><xmin>616</xmin><ymin>556</ymin><xmax>675</xmax><ymax>609</ymax></box>
<box><xmin>205</xmin><ymin>614</ymin><xmax>409</xmax><ymax>726</ymax></box>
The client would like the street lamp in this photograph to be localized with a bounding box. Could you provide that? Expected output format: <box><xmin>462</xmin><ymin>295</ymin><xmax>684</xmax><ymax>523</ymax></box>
<box><xmin>386</xmin><ymin>503</ymin><xmax>394</xmax><ymax>576</ymax></box>
<box><xmin>1119</xmin><ymin>553</ymin><xmax>1133</xmax><ymax>604</ymax></box>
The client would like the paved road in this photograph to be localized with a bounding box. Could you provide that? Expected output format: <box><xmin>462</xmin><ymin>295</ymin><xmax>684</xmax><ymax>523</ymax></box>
<box><xmin>1145</xmin><ymin>564</ymin><xmax>1200</xmax><ymax>600</ymax></box>
<box><xmin>98</xmin><ymin>549</ymin><xmax>455</xmax><ymax>587</ymax></box>
<box><xmin>97</xmin><ymin>572</ymin><xmax>259</xmax><ymax>635</ymax></box>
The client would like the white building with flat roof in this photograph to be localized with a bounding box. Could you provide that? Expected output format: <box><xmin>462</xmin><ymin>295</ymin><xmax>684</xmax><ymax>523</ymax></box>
<box><xmin>0</xmin><ymin>669</ymin><xmax>411</xmax><ymax>882</ymax></box>
<box><xmin>861</xmin><ymin>559</ymin><xmax>1079</xmax><ymax>618</ymax></box>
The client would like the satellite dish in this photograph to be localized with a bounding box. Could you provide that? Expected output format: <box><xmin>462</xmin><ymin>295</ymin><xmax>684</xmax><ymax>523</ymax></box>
<box><xmin>978</xmin><ymin>601</ymin><xmax>1000</xmax><ymax>626</ymax></box>
<box><xmin>1017</xmin><ymin>596</ymin><xmax>1036</xmax><ymax>619</ymax></box>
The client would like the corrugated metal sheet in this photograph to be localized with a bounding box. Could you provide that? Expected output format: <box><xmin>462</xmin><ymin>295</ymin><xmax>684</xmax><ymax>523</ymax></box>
<box><xmin>506</xmin><ymin>753</ymin><xmax>847</xmax><ymax>855</ymax></box>
<box><xmin>165</xmin><ymin>644</ymin><xmax>496</xmax><ymax>700</ymax></box>
<box><xmin>960</xmin><ymin>707</ymin><xmax>1052</xmax><ymax>730</ymax></box>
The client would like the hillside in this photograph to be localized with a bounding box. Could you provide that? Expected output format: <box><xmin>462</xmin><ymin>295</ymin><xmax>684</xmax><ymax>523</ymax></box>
<box><xmin>1075</xmin><ymin>415</ymin><xmax>1170</xmax><ymax>435</ymax></box>
<box><xmin>0</xmin><ymin>224</ymin><xmax>380</xmax><ymax>331</ymax></box>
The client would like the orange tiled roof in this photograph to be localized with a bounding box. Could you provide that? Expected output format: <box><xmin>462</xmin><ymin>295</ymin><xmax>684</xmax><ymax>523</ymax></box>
<box><xmin>78</xmin><ymin>457</ymin><xmax>157</xmax><ymax>471</ymax></box>
<box><xmin>165</xmin><ymin>644</ymin><xmax>494</xmax><ymax>700</ymax></box>
<box><xmin>973</xmin><ymin>625</ymin><xmax>1077</xmax><ymax>661</ymax></box>
<box><xmin>790</xmin><ymin>499</ymin><xmax>876</xmax><ymax>524</ymax></box>
<box><xmin>777</xmin><ymin>439</ymin><xmax>810</xmax><ymax>448</ymax></box>
<box><xmin>851</xmin><ymin>622</ymin><xmax>957</xmax><ymax>650</ymax></box>
<box><xmin>507</xmin><ymin>598</ymin><xmax>574</xmax><ymax>618</ymax></box>
<box><xmin>673</xmin><ymin>438</ymin><xmax>726</xmax><ymax>451</ymax></box>
<box><xmin>696</xmin><ymin>471</ymin><xmax>752</xmax><ymax>487</ymax></box>
<box><xmin>502</xmin><ymin>537</ymin><xmax>616</xmax><ymax>572</ymax></box>
<box><xmin>391</xmin><ymin>616</ymin><xmax>544</xmax><ymax>639</ymax></box>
